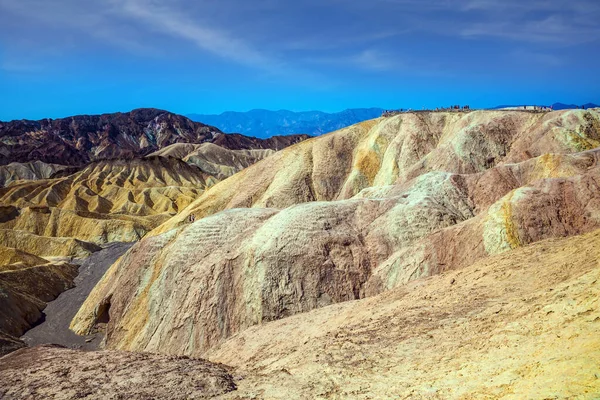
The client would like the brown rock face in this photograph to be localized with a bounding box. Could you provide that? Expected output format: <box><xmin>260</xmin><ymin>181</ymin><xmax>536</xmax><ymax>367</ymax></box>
<box><xmin>0</xmin><ymin>261</ymin><xmax>78</xmax><ymax>337</ymax></box>
<box><xmin>0</xmin><ymin>108</ymin><xmax>309</xmax><ymax>166</ymax></box>
<box><xmin>0</xmin><ymin>332</ymin><xmax>25</xmax><ymax>357</ymax></box>
<box><xmin>211</xmin><ymin>132</ymin><xmax>310</xmax><ymax>151</ymax></box>
<box><xmin>0</xmin><ymin>345</ymin><xmax>236</xmax><ymax>399</ymax></box>
<box><xmin>71</xmin><ymin>109</ymin><xmax>600</xmax><ymax>358</ymax></box>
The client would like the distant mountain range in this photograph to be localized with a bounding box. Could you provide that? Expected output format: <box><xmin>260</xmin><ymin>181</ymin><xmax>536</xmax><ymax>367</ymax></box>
<box><xmin>549</xmin><ymin>102</ymin><xmax>599</xmax><ymax>110</ymax></box>
<box><xmin>189</xmin><ymin>104</ymin><xmax>599</xmax><ymax>138</ymax></box>
<box><xmin>187</xmin><ymin>108</ymin><xmax>384</xmax><ymax>138</ymax></box>
<box><xmin>492</xmin><ymin>102</ymin><xmax>599</xmax><ymax>110</ymax></box>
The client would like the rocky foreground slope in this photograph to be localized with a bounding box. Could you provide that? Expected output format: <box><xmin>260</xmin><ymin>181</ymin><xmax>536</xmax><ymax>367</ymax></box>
<box><xmin>2</xmin><ymin>228</ymin><xmax>598</xmax><ymax>398</ymax></box>
<box><xmin>206</xmin><ymin>229</ymin><xmax>600</xmax><ymax>399</ymax></box>
<box><xmin>0</xmin><ymin>345</ymin><xmax>236</xmax><ymax>399</ymax></box>
<box><xmin>70</xmin><ymin>109</ymin><xmax>600</xmax><ymax>361</ymax></box>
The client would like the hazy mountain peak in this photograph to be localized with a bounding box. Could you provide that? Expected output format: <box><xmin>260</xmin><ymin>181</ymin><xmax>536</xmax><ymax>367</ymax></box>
<box><xmin>188</xmin><ymin>107</ymin><xmax>385</xmax><ymax>138</ymax></box>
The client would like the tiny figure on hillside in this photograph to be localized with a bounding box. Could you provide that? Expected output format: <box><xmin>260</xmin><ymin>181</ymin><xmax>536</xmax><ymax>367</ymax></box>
<box><xmin>189</xmin><ymin>214</ymin><xmax>196</xmax><ymax>223</ymax></box>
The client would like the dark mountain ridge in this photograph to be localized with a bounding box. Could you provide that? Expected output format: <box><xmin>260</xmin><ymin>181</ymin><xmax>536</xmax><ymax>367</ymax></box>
<box><xmin>0</xmin><ymin>108</ymin><xmax>308</xmax><ymax>166</ymax></box>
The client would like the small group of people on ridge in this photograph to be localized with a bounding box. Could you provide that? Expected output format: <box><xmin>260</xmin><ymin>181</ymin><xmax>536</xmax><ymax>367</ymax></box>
<box><xmin>381</xmin><ymin>105</ymin><xmax>472</xmax><ymax>117</ymax></box>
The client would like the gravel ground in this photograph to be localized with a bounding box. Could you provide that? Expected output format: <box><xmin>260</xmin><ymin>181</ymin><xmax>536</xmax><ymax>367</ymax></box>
<box><xmin>21</xmin><ymin>242</ymin><xmax>134</xmax><ymax>350</ymax></box>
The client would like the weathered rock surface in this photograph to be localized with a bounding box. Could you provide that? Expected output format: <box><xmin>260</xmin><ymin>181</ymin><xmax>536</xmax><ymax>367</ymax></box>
<box><xmin>0</xmin><ymin>246</ymin><xmax>49</xmax><ymax>267</ymax></box>
<box><xmin>0</xmin><ymin>331</ymin><xmax>25</xmax><ymax>357</ymax></box>
<box><xmin>21</xmin><ymin>227</ymin><xmax>597</xmax><ymax>399</ymax></box>
<box><xmin>0</xmin><ymin>129</ymin><xmax>301</xmax><ymax>348</ymax></box>
<box><xmin>0</xmin><ymin>108</ymin><xmax>308</xmax><ymax>166</ymax></box>
<box><xmin>208</xmin><ymin>229</ymin><xmax>600</xmax><ymax>399</ymax></box>
<box><xmin>0</xmin><ymin>161</ymin><xmax>71</xmax><ymax>187</ymax></box>
<box><xmin>154</xmin><ymin>109</ymin><xmax>600</xmax><ymax>234</ymax></box>
<box><xmin>72</xmin><ymin>109</ymin><xmax>600</xmax><ymax>357</ymax></box>
<box><xmin>0</xmin><ymin>229</ymin><xmax>100</xmax><ymax>259</ymax></box>
<box><xmin>148</xmin><ymin>142</ymin><xmax>275</xmax><ymax>180</ymax></box>
<box><xmin>0</xmin><ymin>345</ymin><xmax>237</xmax><ymax>399</ymax></box>
<box><xmin>0</xmin><ymin>157</ymin><xmax>210</xmax><ymax>244</ymax></box>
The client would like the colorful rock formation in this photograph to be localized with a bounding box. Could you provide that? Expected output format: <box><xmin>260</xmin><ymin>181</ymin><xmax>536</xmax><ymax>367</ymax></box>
<box><xmin>71</xmin><ymin>109</ymin><xmax>600</xmax><ymax>364</ymax></box>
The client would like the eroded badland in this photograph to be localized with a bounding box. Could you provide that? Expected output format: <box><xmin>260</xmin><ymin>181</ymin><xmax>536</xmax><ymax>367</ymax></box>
<box><xmin>1</xmin><ymin>108</ymin><xmax>599</xmax><ymax>399</ymax></box>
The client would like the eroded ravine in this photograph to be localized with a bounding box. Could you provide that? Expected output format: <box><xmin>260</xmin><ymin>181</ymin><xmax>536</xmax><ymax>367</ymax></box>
<box><xmin>21</xmin><ymin>243</ymin><xmax>133</xmax><ymax>350</ymax></box>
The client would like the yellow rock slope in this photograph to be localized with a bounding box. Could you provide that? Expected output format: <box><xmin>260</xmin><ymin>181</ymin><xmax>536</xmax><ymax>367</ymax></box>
<box><xmin>0</xmin><ymin>157</ymin><xmax>211</xmax><ymax>244</ymax></box>
<box><xmin>208</xmin><ymin>229</ymin><xmax>600</xmax><ymax>399</ymax></box>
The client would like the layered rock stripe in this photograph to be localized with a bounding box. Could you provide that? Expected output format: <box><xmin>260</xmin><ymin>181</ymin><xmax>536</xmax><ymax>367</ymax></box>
<box><xmin>0</xmin><ymin>145</ymin><xmax>300</xmax><ymax>246</ymax></box>
<box><xmin>148</xmin><ymin>142</ymin><xmax>275</xmax><ymax>180</ymax></box>
<box><xmin>0</xmin><ymin>245</ymin><xmax>79</xmax><ymax>355</ymax></box>
<box><xmin>0</xmin><ymin>157</ymin><xmax>210</xmax><ymax>244</ymax></box>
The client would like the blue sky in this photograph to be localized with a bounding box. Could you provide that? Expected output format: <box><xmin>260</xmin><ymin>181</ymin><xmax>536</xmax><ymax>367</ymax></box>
<box><xmin>0</xmin><ymin>0</ymin><xmax>599</xmax><ymax>120</ymax></box>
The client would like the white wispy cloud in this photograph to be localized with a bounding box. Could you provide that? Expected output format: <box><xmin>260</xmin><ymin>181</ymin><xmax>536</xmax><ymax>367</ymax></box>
<box><xmin>459</xmin><ymin>0</ymin><xmax>600</xmax><ymax>43</ymax></box>
<box><xmin>461</xmin><ymin>16</ymin><xmax>600</xmax><ymax>44</ymax></box>
<box><xmin>109</xmin><ymin>0</ymin><xmax>274</xmax><ymax>68</ymax></box>
<box><xmin>351</xmin><ymin>50</ymin><xmax>398</xmax><ymax>71</ymax></box>
<box><xmin>304</xmin><ymin>49</ymin><xmax>399</xmax><ymax>72</ymax></box>
<box><xmin>0</xmin><ymin>0</ymin><xmax>278</xmax><ymax>69</ymax></box>
<box><xmin>0</xmin><ymin>0</ymin><xmax>153</xmax><ymax>53</ymax></box>
<box><xmin>1</xmin><ymin>0</ymin><xmax>597</xmax><ymax>78</ymax></box>
<box><xmin>0</xmin><ymin>60</ymin><xmax>44</xmax><ymax>73</ymax></box>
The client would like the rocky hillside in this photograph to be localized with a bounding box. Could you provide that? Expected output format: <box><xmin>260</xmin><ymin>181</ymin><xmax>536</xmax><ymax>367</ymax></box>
<box><xmin>207</xmin><ymin>229</ymin><xmax>600</xmax><ymax>399</ymax></box>
<box><xmin>0</xmin><ymin>108</ymin><xmax>308</xmax><ymax>166</ymax></box>
<box><xmin>148</xmin><ymin>143</ymin><xmax>275</xmax><ymax>180</ymax></box>
<box><xmin>71</xmin><ymin>109</ymin><xmax>600</xmax><ymax>359</ymax></box>
<box><xmin>0</xmin><ymin>157</ymin><xmax>212</xmax><ymax>244</ymax></box>
<box><xmin>3</xmin><ymin>230</ymin><xmax>598</xmax><ymax>397</ymax></box>
<box><xmin>0</xmin><ymin>108</ymin><xmax>597</xmax><ymax>398</ymax></box>
<box><xmin>0</xmin><ymin>161</ymin><xmax>73</xmax><ymax>187</ymax></box>
<box><xmin>0</xmin><ymin>134</ymin><xmax>299</xmax><ymax>351</ymax></box>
